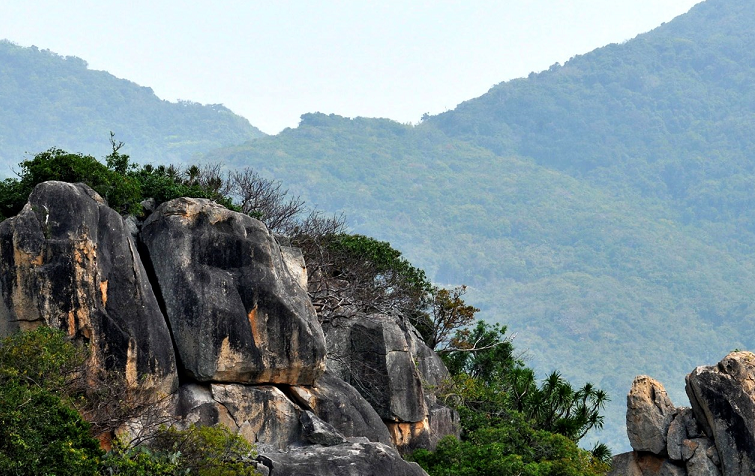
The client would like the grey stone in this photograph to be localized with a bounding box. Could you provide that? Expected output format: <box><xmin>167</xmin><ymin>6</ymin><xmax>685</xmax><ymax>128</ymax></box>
<box><xmin>279</xmin><ymin>245</ymin><xmax>307</xmax><ymax>290</ymax></box>
<box><xmin>140</xmin><ymin>198</ymin><xmax>156</xmax><ymax>214</ymax></box>
<box><xmin>141</xmin><ymin>197</ymin><xmax>326</xmax><ymax>385</ymax></box>
<box><xmin>323</xmin><ymin>312</ymin><xmax>460</xmax><ymax>452</ymax></box>
<box><xmin>0</xmin><ymin>181</ymin><xmax>178</xmax><ymax>395</ymax></box>
<box><xmin>258</xmin><ymin>441</ymin><xmax>429</xmax><ymax>476</ymax></box>
<box><xmin>324</xmin><ymin>313</ymin><xmax>426</xmax><ymax>422</ymax></box>
<box><xmin>426</xmin><ymin>394</ymin><xmax>461</xmax><ymax>450</ymax></box>
<box><xmin>211</xmin><ymin>384</ymin><xmax>303</xmax><ymax>451</ymax></box>
<box><xmin>300</xmin><ymin>410</ymin><xmax>346</xmax><ymax>446</ymax></box>
<box><xmin>608</xmin><ymin>452</ymin><xmax>643</xmax><ymax>476</ymax></box>
<box><xmin>627</xmin><ymin>375</ymin><xmax>676</xmax><ymax>455</ymax></box>
<box><xmin>686</xmin><ymin>351</ymin><xmax>755</xmax><ymax>476</ymax></box>
<box><xmin>668</xmin><ymin>412</ymin><xmax>688</xmax><ymax>461</ymax></box>
<box><xmin>289</xmin><ymin>370</ymin><xmax>393</xmax><ymax>446</ymax></box>
<box><xmin>405</xmin><ymin>323</ymin><xmax>450</xmax><ymax>387</ymax></box>
<box><xmin>685</xmin><ymin>438</ymin><xmax>721</xmax><ymax>476</ymax></box>
<box><xmin>177</xmin><ymin>382</ymin><xmax>305</xmax><ymax>451</ymax></box>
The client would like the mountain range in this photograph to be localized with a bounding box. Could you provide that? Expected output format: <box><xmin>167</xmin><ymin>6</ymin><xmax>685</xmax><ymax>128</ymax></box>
<box><xmin>202</xmin><ymin>0</ymin><xmax>755</xmax><ymax>451</ymax></box>
<box><xmin>0</xmin><ymin>39</ymin><xmax>263</xmax><ymax>176</ymax></box>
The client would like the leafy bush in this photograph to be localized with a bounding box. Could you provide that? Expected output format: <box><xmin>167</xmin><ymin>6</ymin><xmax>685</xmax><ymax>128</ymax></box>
<box><xmin>0</xmin><ymin>328</ymin><xmax>102</xmax><ymax>476</ymax></box>
<box><xmin>412</xmin><ymin>320</ymin><xmax>611</xmax><ymax>475</ymax></box>
<box><xmin>147</xmin><ymin>425</ymin><xmax>259</xmax><ymax>476</ymax></box>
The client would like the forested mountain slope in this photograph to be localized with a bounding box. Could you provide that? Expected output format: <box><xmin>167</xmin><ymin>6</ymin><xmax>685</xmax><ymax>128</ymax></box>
<box><xmin>0</xmin><ymin>40</ymin><xmax>263</xmax><ymax>175</ymax></box>
<box><xmin>204</xmin><ymin>0</ymin><xmax>755</xmax><ymax>450</ymax></box>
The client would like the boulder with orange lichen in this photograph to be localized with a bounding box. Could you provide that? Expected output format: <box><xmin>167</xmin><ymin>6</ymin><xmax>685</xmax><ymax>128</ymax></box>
<box><xmin>140</xmin><ymin>197</ymin><xmax>326</xmax><ymax>385</ymax></box>
<box><xmin>0</xmin><ymin>181</ymin><xmax>178</xmax><ymax>395</ymax></box>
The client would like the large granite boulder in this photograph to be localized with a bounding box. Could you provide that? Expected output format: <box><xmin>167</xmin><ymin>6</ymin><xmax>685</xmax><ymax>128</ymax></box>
<box><xmin>627</xmin><ymin>375</ymin><xmax>676</xmax><ymax>455</ymax></box>
<box><xmin>140</xmin><ymin>197</ymin><xmax>326</xmax><ymax>385</ymax></box>
<box><xmin>0</xmin><ymin>182</ymin><xmax>177</xmax><ymax>394</ymax></box>
<box><xmin>686</xmin><ymin>351</ymin><xmax>755</xmax><ymax>476</ymax></box>
<box><xmin>324</xmin><ymin>313</ymin><xmax>426</xmax><ymax>422</ymax></box>
<box><xmin>257</xmin><ymin>441</ymin><xmax>429</xmax><ymax>476</ymax></box>
<box><xmin>324</xmin><ymin>312</ymin><xmax>460</xmax><ymax>453</ymax></box>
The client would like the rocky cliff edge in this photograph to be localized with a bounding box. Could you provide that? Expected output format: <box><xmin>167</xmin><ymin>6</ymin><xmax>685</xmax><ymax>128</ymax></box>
<box><xmin>0</xmin><ymin>182</ymin><xmax>460</xmax><ymax>476</ymax></box>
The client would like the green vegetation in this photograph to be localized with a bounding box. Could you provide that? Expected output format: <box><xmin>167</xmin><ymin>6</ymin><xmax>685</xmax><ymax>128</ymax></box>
<box><xmin>0</xmin><ymin>40</ymin><xmax>263</xmax><ymax>176</ymax></box>
<box><xmin>0</xmin><ymin>327</ymin><xmax>260</xmax><ymax>475</ymax></box>
<box><xmin>0</xmin><ymin>328</ymin><xmax>101</xmax><ymax>476</ymax></box>
<box><xmin>0</xmin><ymin>144</ymin><xmax>234</xmax><ymax>221</ymax></box>
<box><xmin>201</xmin><ymin>0</ymin><xmax>755</xmax><ymax>449</ymax></box>
<box><xmin>102</xmin><ymin>426</ymin><xmax>258</xmax><ymax>476</ymax></box>
<box><xmin>411</xmin><ymin>321</ymin><xmax>610</xmax><ymax>475</ymax></box>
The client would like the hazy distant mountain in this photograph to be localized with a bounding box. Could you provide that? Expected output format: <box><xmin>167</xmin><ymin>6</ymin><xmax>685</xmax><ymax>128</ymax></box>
<box><xmin>0</xmin><ymin>40</ymin><xmax>263</xmax><ymax>176</ymax></box>
<box><xmin>204</xmin><ymin>0</ymin><xmax>755</xmax><ymax>450</ymax></box>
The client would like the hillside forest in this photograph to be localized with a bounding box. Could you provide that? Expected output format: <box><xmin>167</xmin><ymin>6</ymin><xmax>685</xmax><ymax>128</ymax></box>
<box><xmin>0</xmin><ymin>149</ymin><xmax>611</xmax><ymax>475</ymax></box>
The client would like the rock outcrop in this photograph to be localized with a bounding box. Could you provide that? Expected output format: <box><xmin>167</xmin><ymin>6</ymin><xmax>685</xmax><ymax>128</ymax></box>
<box><xmin>0</xmin><ymin>182</ymin><xmax>177</xmax><ymax>394</ymax></box>
<box><xmin>0</xmin><ymin>183</ymin><xmax>448</xmax><ymax>475</ymax></box>
<box><xmin>258</xmin><ymin>441</ymin><xmax>429</xmax><ymax>476</ymax></box>
<box><xmin>289</xmin><ymin>370</ymin><xmax>394</xmax><ymax>446</ymax></box>
<box><xmin>610</xmin><ymin>352</ymin><xmax>755</xmax><ymax>476</ymax></box>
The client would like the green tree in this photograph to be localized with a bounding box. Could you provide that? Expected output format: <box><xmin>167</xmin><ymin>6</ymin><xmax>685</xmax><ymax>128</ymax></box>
<box><xmin>414</xmin><ymin>320</ymin><xmax>612</xmax><ymax>475</ymax></box>
<box><xmin>0</xmin><ymin>328</ymin><xmax>102</xmax><ymax>476</ymax></box>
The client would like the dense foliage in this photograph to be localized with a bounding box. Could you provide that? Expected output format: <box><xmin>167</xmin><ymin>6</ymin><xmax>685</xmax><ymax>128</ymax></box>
<box><xmin>0</xmin><ymin>40</ymin><xmax>263</xmax><ymax>175</ymax></box>
<box><xmin>201</xmin><ymin>0</ymin><xmax>755</xmax><ymax>449</ymax></box>
<box><xmin>102</xmin><ymin>426</ymin><xmax>258</xmax><ymax>476</ymax></box>
<box><xmin>0</xmin><ymin>146</ymin><xmax>234</xmax><ymax>221</ymax></box>
<box><xmin>0</xmin><ymin>328</ymin><xmax>260</xmax><ymax>475</ymax></box>
<box><xmin>0</xmin><ymin>328</ymin><xmax>101</xmax><ymax>476</ymax></box>
<box><xmin>411</xmin><ymin>321</ymin><xmax>610</xmax><ymax>475</ymax></box>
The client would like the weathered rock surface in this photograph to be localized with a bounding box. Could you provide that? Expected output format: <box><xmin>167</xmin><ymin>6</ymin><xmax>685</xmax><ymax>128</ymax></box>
<box><xmin>324</xmin><ymin>312</ymin><xmax>459</xmax><ymax>453</ymax></box>
<box><xmin>685</xmin><ymin>351</ymin><xmax>755</xmax><ymax>476</ymax></box>
<box><xmin>684</xmin><ymin>438</ymin><xmax>721</xmax><ymax>476</ymax></box>
<box><xmin>613</xmin><ymin>352</ymin><xmax>755</xmax><ymax>475</ymax></box>
<box><xmin>425</xmin><ymin>394</ymin><xmax>461</xmax><ymax>450</ymax></box>
<box><xmin>257</xmin><ymin>441</ymin><xmax>429</xmax><ymax>476</ymax></box>
<box><xmin>141</xmin><ymin>197</ymin><xmax>326</xmax><ymax>385</ymax></box>
<box><xmin>289</xmin><ymin>370</ymin><xmax>394</xmax><ymax>446</ymax></box>
<box><xmin>0</xmin><ymin>182</ymin><xmax>177</xmax><ymax>394</ymax></box>
<box><xmin>608</xmin><ymin>452</ymin><xmax>686</xmax><ymax>476</ymax></box>
<box><xmin>0</xmin><ymin>183</ymin><xmax>450</xmax><ymax>473</ymax></box>
<box><xmin>177</xmin><ymin>382</ymin><xmax>304</xmax><ymax>452</ymax></box>
<box><xmin>325</xmin><ymin>313</ymin><xmax>426</xmax><ymax>422</ymax></box>
<box><xmin>627</xmin><ymin>376</ymin><xmax>676</xmax><ymax>455</ymax></box>
<box><xmin>300</xmin><ymin>410</ymin><xmax>346</xmax><ymax>446</ymax></box>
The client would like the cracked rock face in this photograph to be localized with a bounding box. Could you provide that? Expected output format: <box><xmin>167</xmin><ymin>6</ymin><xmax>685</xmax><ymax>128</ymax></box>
<box><xmin>177</xmin><ymin>382</ymin><xmax>304</xmax><ymax>452</ymax></box>
<box><xmin>289</xmin><ymin>370</ymin><xmax>394</xmax><ymax>446</ymax></box>
<box><xmin>141</xmin><ymin>198</ymin><xmax>326</xmax><ymax>385</ymax></box>
<box><xmin>626</xmin><ymin>375</ymin><xmax>676</xmax><ymax>455</ymax></box>
<box><xmin>0</xmin><ymin>182</ymin><xmax>178</xmax><ymax>394</ymax></box>
<box><xmin>324</xmin><ymin>313</ymin><xmax>426</xmax><ymax>422</ymax></box>
<box><xmin>686</xmin><ymin>351</ymin><xmax>755</xmax><ymax>476</ymax></box>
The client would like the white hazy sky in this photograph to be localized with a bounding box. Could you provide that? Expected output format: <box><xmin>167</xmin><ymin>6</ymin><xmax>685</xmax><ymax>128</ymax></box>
<box><xmin>0</xmin><ymin>1</ymin><xmax>701</xmax><ymax>134</ymax></box>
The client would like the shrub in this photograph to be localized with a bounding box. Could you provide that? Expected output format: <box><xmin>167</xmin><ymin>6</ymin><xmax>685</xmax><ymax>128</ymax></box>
<box><xmin>149</xmin><ymin>425</ymin><xmax>259</xmax><ymax>476</ymax></box>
